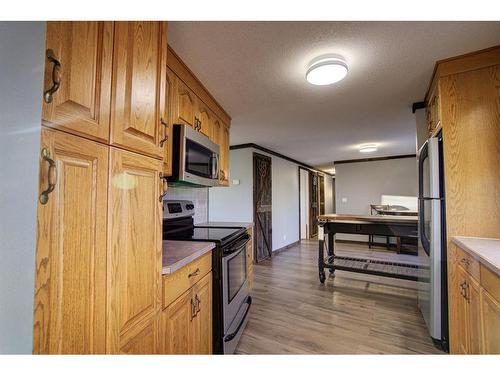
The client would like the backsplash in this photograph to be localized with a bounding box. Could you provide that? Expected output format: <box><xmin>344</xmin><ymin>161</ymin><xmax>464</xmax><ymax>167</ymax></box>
<box><xmin>164</xmin><ymin>186</ymin><xmax>209</xmax><ymax>224</ymax></box>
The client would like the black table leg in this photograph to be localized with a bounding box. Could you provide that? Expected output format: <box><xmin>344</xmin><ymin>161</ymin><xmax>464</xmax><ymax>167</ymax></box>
<box><xmin>328</xmin><ymin>232</ymin><xmax>335</xmax><ymax>275</ymax></box>
<box><xmin>318</xmin><ymin>239</ymin><xmax>326</xmax><ymax>283</ymax></box>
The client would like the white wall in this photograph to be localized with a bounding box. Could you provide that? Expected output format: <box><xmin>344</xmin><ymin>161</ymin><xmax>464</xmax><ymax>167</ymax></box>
<box><xmin>335</xmin><ymin>157</ymin><xmax>418</xmax><ymax>241</ymax></box>
<box><xmin>209</xmin><ymin>147</ymin><xmax>253</xmax><ymax>222</ymax></box>
<box><xmin>209</xmin><ymin>147</ymin><xmax>300</xmax><ymax>251</ymax></box>
<box><xmin>0</xmin><ymin>22</ymin><xmax>46</xmax><ymax>353</ymax></box>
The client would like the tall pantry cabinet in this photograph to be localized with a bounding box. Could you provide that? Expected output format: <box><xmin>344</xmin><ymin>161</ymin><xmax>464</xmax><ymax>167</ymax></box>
<box><xmin>33</xmin><ymin>21</ymin><xmax>168</xmax><ymax>354</ymax></box>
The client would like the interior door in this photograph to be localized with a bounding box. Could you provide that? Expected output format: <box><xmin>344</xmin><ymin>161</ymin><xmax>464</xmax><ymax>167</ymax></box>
<box><xmin>33</xmin><ymin>128</ymin><xmax>108</xmax><ymax>354</ymax></box>
<box><xmin>110</xmin><ymin>21</ymin><xmax>167</xmax><ymax>159</ymax></box>
<box><xmin>41</xmin><ymin>21</ymin><xmax>114</xmax><ymax>142</ymax></box>
<box><xmin>309</xmin><ymin>172</ymin><xmax>319</xmax><ymax>238</ymax></box>
<box><xmin>318</xmin><ymin>174</ymin><xmax>325</xmax><ymax>215</ymax></box>
<box><xmin>253</xmin><ymin>153</ymin><xmax>272</xmax><ymax>262</ymax></box>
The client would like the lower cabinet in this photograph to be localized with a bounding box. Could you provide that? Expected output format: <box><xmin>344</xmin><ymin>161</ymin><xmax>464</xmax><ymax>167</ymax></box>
<box><xmin>453</xmin><ymin>244</ymin><xmax>500</xmax><ymax>354</ymax></box>
<box><xmin>160</xmin><ymin>271</ymin><xmax>212</xmax><ymax>354</ymax></box>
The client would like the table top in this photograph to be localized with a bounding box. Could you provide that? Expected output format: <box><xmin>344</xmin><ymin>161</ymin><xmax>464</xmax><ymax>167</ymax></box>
<box><xmin>318</xmin><ymin>214</ymin><xmax>418</xmax><ymax>224</ymax></box>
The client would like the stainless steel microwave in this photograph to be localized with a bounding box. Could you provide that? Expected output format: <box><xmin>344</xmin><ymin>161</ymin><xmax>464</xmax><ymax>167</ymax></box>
<box><xmin>168</xmin><ymin>124</ymin><xmax>220</xmax><ymax>187</ymax></box>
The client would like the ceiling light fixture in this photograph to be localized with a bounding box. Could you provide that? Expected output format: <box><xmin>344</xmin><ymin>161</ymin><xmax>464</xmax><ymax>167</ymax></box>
<box><xmin>359</xmin><ymin>144</ymin><xmax>378</xmax><ymax>153</ymax></box>
<box><xmin>306</xmin><ymin>56</ymin><xmax>348</xmax><ymax>85</ymax></box>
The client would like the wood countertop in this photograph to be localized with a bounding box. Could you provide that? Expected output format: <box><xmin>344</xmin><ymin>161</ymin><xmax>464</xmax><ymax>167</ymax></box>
<box><xmin>453</xmin><ymin>236</ymin><xmax>500</xmax><ymax>276</ymax></box>
<box><xmin>162</xmin><ymin>240</ymin><xmax>215</xmax><ymax>275</ymax></box>
<box><xmin>318</xmin><ymin>214</ymin><xmax>418</xmax><ymax>223</ymax></box>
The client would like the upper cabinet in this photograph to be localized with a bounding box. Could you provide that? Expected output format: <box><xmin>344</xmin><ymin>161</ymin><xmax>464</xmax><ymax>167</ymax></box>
<box><xmin>110</xmin><ymin>21</ymin><xmax>168</xmax><ymax>159</ymax></box>
<box><xmin>41</xmin><ymin>22</ymin><xmax>114</xmax><ymax>142</ymax></box>
<box><xmin>166</xmin><ymin>46</ymin><xmax>231</xmax><ymax>184</ymax></box>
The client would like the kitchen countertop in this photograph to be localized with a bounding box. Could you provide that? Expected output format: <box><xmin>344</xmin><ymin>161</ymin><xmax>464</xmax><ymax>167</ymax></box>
<box><xmin>453</xmin><ymin>236</ymin><xmax>500</xmax><ymax>276</ymax></box>
<box><xmin>162</xmin><ymin>240</ymin><xmax>215</xmax><ymax>275</ymax></box>
<box><xmin>196</xmin><ymin>221</ymin><xmax>254</xmax><ymax>230</ymax></box>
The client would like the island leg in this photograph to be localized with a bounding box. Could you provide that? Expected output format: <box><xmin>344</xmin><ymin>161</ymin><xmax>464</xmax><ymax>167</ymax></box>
<box><xmin>318</xmin><ymin>238</ymin><xmax>326</xmax><ymax>283</ymax></box>
<box><xmin>328</xmin><ymin>231</ymin><xmax>335</xmax><ymax>275</ymax></box>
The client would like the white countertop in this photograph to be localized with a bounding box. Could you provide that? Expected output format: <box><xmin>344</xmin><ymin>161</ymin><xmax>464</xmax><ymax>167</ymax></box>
<box><xmin>452</xmin><ymin>236</ymin><xmax>500</xmax><ymax>276</ymax></box>
<box><xmin>162</xmin><ymin>240</ymin><xmax>215</xmax><ymax>275</ymax></box>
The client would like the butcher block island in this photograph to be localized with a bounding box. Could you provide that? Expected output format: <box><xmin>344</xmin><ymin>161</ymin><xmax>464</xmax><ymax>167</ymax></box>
<box><xmin>317</xmin><ymin>214</ymin><xmax>421</xmax><ymax>283</ymax></box>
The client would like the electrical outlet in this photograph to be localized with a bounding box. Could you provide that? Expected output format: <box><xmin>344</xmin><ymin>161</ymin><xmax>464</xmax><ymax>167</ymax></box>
<box><xmin>342</xmin><ymin>197</ymin><xmax>348</xmax><ymax>203</ymax></box>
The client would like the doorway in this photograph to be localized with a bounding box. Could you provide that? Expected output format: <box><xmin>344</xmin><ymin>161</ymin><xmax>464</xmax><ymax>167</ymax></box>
<box><xmin>253</xmin><ymin>152</ymin><xmax>272</xmax><ymax>262</ymax></box>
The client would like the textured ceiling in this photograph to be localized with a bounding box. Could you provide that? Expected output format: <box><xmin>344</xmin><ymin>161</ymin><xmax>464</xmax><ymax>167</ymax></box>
<box><xmin>168</xmin><ymin>21</ymin><xmax>500</xmax><ymax>168</ymax></box>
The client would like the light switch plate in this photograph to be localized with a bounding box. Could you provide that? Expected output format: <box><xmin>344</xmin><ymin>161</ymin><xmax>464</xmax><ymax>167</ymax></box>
<box><xmin>232</xmin><ymin>179</ymin><xmax>240</xmax><ymax>185</ymax></box>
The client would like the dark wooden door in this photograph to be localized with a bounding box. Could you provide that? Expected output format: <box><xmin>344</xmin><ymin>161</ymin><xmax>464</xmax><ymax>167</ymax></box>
<box><xmin>318</xmin><ymin>174</ymin><xmax>325</xmax><ymax>215</ymax></box>
<box><xmin>309</xmin><ymin>172</ymin><xmax>319</xmax><ymax>238</ymax></box>
<box><xmin>253</xmin><ymin>153</ymin><xmax>272</xmax><ymax>262</ymax></box>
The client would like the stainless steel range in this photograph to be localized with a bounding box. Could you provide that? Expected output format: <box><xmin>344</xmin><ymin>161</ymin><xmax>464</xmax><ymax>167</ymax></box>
<box><xmin>163</xmin><ymin>200</ymin><xmax>251</xmax><ymax>354</ymax></box>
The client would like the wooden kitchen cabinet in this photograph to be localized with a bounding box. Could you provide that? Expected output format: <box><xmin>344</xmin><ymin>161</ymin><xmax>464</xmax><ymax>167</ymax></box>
<box><xmin>110</xmin><ymin>21</ymin><xmax>168</xmax><ymax>159</ymax></box>
<box><xmin>174</xmin><ymin>78</ymin><xmax>196</xmax><ymax>128</ymax></box>
<box><xmin>196</xmin><ymin>99</ymin><xmax>212</xmax><ymax>137</ymax></box>
<box><xmin>425</xmin><ymin>85</ymin><xmax>441</xmax><ymax>137</ymax></box>
<box><xmin>219</xmin><ymin>122</ymin><xmax>230</xmax><ymax>186</ymax></box>
<box><xmin>161</xmin><ymin>267</ymin><xmax>213</xmax><ymax>354</ymax></box>
<box><xmin>41</xmin><ymin>21</ymin><xmax>114</xmax><ymax>142</ymax></box>
<box><xmin>33</xmin><ymin>128</ymin><xmax>108</xmax><ymax>354</ymax></box>
<box><xmin>162</xmin><ymin>68</ymin><xmax>176</xmax><ymax>176</ymax></box>
<box><xmin>452</xmin><ymin>243</ymin><xmax>500</xmax><ymax>354</ymax></box>
<box><xmin>107</xmin><ymin>147</ymin><xmax>163</xmax><ymax>354</ymax></box>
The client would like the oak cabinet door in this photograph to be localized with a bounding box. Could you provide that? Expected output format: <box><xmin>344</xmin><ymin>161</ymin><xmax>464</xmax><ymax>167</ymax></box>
<box><xmin>33</xmin><ymin>128</ymin><xmax>108</xmax><ymax>354</ymax></box>
<box><xmin>175</xmin><ymin>79</ymin><xmax>196</xmax><ymax>127</ymax></box>
<box><xmin>107</xmin><ymin>148</ymin><xmax>162</xmax><ymax>353</ymax></box>
<box><xmin>110</xmin><ymin>21</ymin><xmax>167</xmax><ymax>159</ymax></box>
<box><xmin>162</xmin><ymin>68</ymin><xmax>176</xmax><ymax>176</ymax></box>
<box><xmin>481</xmin><ymin>289</ymin><xmax>500</xmax><ymax>354</ymax></box>
<box><xmin>196</xmin><ymin>100</ymin><xmax>212</xmax><ymax>137</ymax></box>
<box><xmin>161</xmin><ymin>289</ymin><xmax>193</xmax><ymax>354</ymax></box>
<box><xmin>467</xmin><ymin>276</ymin><xmax>482</xmax><ymax>354</ymax></box>
<box><xmin>219</xmin><ymin>122</ymin><xmax>230</xmax><ymax>186</ymax></box>
<box><xmin>191</xmin><ymin>273</ymin><xmax>212</xmax><ymax>354</ymax></box>
<box><xmin>210</xmin><ymin>115</ymin><xmax>222</xmax><ymax>144</ymax></box>
<box><xmin>42</xmin><ymin>22</ymin><xmax>113</xmax><ymax>142</ymax></box>
<box><xmin>120</xmin><ymin>318</ymin><xmax>158</xmax><ymax>354</ymax></box>
<box><xmin>456</xmin><ymin>265</ymin><xmax>470</xmax><ymax>354</ymax></box>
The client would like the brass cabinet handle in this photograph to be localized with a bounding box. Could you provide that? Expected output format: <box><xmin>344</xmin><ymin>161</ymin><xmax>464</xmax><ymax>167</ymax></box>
<box><xmin>159</xmin><ymin>118</ymin><xmax>169</xmax><ymax>147</ymax></box>
<box><xmin>158</xmin><ymin>172</ymin><xmax>168</xmax><ymax>202</ymax></box>
<box><xmin>460</xmin><ymin>258</ymin><xmax>471</xmax><ymax>267</ymax></box>
<box><xmin>188</xmin><ymin>268</ymin><xmax>200</xmax><ymax>278</ymax></box>
<box><xmin>39</xmin><ymin>148</ymin><xmax>57</xmax><ymax>204</ymax></box>
<box><xmin>43</xmin><ymin>49</ymin><xmax>61</xmax><ymax>103</ymax></box>
<box><xmin>195</xmin><ymin>294</ymin><xmax>201</xmax><ymax>315</ymax></box>
<box><xmin>190</xmin><ymin>297</ymin><xmax>196</xmax><ymax>321</ymax></box>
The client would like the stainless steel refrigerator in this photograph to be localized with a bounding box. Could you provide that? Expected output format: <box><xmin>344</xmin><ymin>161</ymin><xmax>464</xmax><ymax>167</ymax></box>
<box><xmin>417</xmin><ymin>131</ymin><xmax>448</xmax><ymax>351</ymax></box>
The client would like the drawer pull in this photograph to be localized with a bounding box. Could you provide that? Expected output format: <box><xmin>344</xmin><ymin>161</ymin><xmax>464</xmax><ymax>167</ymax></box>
<box><xmin>188</xmin><ymin>268</ymin><xmax>200</xmax><ymax>278</ymax></box>
<box><xmin>460</xmin><ymin>258</ymin><xmax>471</xmax><ymax>267</ymax></box>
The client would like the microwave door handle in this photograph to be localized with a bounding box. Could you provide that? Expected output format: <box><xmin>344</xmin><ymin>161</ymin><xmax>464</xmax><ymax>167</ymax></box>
<box><xmin>213</xmin><ymin>153</ymin><xmax>220</xmax><ymax>179</ymax></box>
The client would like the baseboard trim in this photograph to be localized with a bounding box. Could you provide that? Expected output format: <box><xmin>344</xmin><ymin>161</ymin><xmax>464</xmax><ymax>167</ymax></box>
<box><xmin>273</xmin><ymin>240</ymin><xmax>300</xmax><ymax>254</ymax></box>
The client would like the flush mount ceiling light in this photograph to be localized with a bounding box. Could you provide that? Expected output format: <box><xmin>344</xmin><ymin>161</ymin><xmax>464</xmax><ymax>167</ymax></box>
<box><xmin>306</xmin><ymin>56</ymin><xmax>348</xmax><ymax>85</ymax></box>
<box><xmin>359</xmin><ymin>144</ymin><xmax>378</xmax><ymax>153</ymax></box>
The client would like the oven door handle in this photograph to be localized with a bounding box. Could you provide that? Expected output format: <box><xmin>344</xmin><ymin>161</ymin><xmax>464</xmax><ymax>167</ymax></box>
<box><xmin>224</xmin><ymin>234</ymin><xmax>251</xmax><ymax>256</ymax></box>
<box><xmin>223</xmin><ymin>296</ymin><xmax>252</xmax><ymax>342</ymax></box>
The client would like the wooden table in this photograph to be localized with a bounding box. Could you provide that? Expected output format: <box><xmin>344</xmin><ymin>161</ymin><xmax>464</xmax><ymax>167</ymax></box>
<box><xmin>317</xmin><ymin>214</ymin><xmax>423</xmax><ymax>283</ymax></box>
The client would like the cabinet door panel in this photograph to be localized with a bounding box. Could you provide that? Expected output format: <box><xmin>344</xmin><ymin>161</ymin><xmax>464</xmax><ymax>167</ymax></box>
<box><xmin>162</xmin><ymin>68</ymin><xmax>175</xmax><ymax>176</ymax></box>
<box><xmin>176</xmin><ymin>79</ymin><xmax>195</xmax><ymax>127</ymax></box>
<box><xmin>111</xmin><ymin>21</ymin><xmax>167</xmax><ymax>158</ymax></box>
<box><xmin>481</xmin><ymin>289</ymin><xmax>500</xmax><ymax>354</ymax></box>
<box><xmin>467</xmin><ymin>276</ymin><xmax>482</xmax><ymax>354</ymax></box>
<box><xmin>161</xmin><ymin>289</ymin><xmax>193</xmax><ymax>354</ymax></box>
<box><xmin>192</xmin><ymin>272</ymin><xmax>212</xmax><ymax>354</ymax></box>
<box><xmin>197</xmin><ymin>101</ymin><xmax>211</xmax><ymax>137</ymax></box>
<box><xmin>107</xmin><ymin>148</ymin><xmax>162</xmax><ymax>353</ymax></box>
<box><xmin>120</xmin><ymin>318</ymin><xmax>158</xmax><ymax>354</ymax></box>
<box><xmin>42</xmin><ymin>22</ymin><xmax>113</xmax><ymax>142</ymax></box>
<box><xmin>33</xmin><ymin>128</ymin><xmax>108</xmax><ymax>354</ymax></box>
<box><xmin>219</xmin><ymin>122</ymin><xmax>230</xmax><ymax>186</ymax></box>
<box><xmin>456</xmin><ymin>265</ymin><xmax>470</xmax><ymax>354</ymax></box>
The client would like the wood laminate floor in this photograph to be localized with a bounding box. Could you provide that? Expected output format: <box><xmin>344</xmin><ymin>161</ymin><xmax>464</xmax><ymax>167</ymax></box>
<box><xmin>235</xmin><ymin>240</ymin><xmax>443</xmax><ymax>354</ymax></box>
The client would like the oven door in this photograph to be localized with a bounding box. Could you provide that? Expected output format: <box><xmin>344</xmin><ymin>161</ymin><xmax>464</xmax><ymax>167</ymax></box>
<box><xmin>222</xmin><ymin>235</ymin><xmax>250</xmax><ymax>335</ymax></box>
<box><xmin>175</xmin><ymin>124</ymin><xmax>220</xmax><ymax>187</ymax></box>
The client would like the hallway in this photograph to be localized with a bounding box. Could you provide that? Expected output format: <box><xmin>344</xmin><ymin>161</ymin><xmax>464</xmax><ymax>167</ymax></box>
<box><xmin>236</xmin><ymin>240</ymin><xmax>442</xmax><ymax>354</ymax></box>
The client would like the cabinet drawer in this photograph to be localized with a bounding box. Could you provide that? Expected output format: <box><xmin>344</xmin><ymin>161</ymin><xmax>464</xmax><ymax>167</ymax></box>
<box><xmin>162</xmin><ymin>252</ymin><xmax>212</xmax><ymax>309</ymax></box>
<box><xmin>481</xmin><ymin>264</ymin><xmax>500</xmax><ymax>303</ymax></box>
<box><xmin>456</xmin><ymin>247</ymin><xmax>480</xmax><ymax>280</ymax></box>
